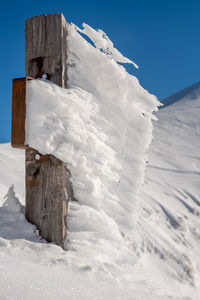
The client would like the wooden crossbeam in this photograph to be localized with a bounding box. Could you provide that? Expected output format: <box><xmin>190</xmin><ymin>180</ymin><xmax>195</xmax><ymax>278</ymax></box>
<box><xmin>11</xmin><ymin>77</ymin><xmax>27</xmax><ymax>149</ymax></box>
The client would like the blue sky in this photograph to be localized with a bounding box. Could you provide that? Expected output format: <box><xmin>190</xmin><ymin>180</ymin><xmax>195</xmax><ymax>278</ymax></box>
<box><xmin>0</xmin><ymin>0</ymin><xmax>200</xmax><ymax>142</ymax></box>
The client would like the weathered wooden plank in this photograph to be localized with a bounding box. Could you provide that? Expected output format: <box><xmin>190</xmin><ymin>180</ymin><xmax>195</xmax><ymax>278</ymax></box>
<box><xmin>25</xmin><ymin>13</ymin><xmax>68</xmax><ymax>87</ymax></box>
<box><xmin>25</xmin><ymin>13</ymin><xmax>73</xmax><ymax>247</ymax></box>
<box><xmin>11</xmin><ymin>77</ymin><xmax>33</xmax><ymax>149</ymax></box>
<box><xmin>26</xmin><ymin>149</ymin><xmax>72</xmax><ymax>247</ymax></box>
<box><xmin>11</xmin><ymin>78</ymin><xmax>26</xmax><ymax>149</ymax></box>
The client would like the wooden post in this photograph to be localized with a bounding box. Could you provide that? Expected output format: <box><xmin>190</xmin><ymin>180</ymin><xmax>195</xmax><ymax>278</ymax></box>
<box><xmin>25</xmin><ymin>13</ymin><xmax>68</xmax><ymax>87</ymax></box>
<box><xmin>25</xmin><ymin>13</ymin><xmax>73</xmax><ymax>247</ymax></box>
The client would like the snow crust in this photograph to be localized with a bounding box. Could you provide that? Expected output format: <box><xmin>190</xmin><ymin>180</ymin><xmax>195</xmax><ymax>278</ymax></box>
<box><xmin>25</xmin><ymin>23</ymin><xmax>158</xmax><ymax>267</ymax></box>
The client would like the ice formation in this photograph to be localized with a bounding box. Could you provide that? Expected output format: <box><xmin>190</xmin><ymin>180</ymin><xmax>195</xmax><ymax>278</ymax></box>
<box><xmin>25</xmin><ymin>23</ymin><xmax>159</xmax><ymax>264</ymax></box>
<box><xmin>1</xmin><ymin>79</ymin><xmax>200</xmax><ymax>299</ymax></box>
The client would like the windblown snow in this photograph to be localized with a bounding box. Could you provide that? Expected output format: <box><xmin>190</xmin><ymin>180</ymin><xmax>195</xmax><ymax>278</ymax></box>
<box><xmin>0</xmin><ymin>23</ymin><xmax>199</xmax><ymax>299</ymax></box>
<box><xmin>25</xmin><ymin>23</ymin><xmax>158</xmax><ymax>265</ymax></box>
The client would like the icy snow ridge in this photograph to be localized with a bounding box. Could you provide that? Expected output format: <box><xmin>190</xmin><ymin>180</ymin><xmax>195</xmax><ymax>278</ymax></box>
<box><xmin>25</xmin><ymin>23</ymin><xmax>159</xmax><ymax>266</ymax></box>
<box><xmin>73</xmin><ymin>23</ymin><xmax>139</xmax><ymax>68</ymax></box>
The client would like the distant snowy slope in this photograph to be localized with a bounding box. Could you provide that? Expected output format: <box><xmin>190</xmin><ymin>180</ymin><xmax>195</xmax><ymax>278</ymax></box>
<box><xmin>163</xmin><ymin>81</ymin><xmax>200</xmax><ymax>107</ymax></box>
<box><xmin>134</xmin><ymin>83</ymin><xmax>200</xmax><ymax>297</ymax></box>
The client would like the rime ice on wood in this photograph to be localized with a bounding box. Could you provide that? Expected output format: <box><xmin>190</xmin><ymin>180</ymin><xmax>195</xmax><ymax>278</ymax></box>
<box><xmin>12</xmin><ymin>13</ymin><xmax>73</xmax><ymax>247</ymax></box>
<box><xmin>26</xmin><ymin>21</ymin><xmax>159</xmax><ymax>259</ymax></box>
<box><xmin>12</xmin><ymin>13</ymin><xmax>159</xmax><ymax>253</ymax></box>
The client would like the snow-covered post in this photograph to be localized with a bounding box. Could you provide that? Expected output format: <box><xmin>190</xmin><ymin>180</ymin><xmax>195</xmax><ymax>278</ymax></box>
<box><xmin>24</xmin><ymin>13</ymin><xmax>73</xmax><ymax>247</ymax></box>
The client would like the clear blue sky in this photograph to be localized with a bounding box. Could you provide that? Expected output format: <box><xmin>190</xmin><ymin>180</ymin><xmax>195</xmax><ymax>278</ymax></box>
<box><xmin>0</xmin><ymin>0</ymin><xmax>200</xmax><ymax>142</ymax></box>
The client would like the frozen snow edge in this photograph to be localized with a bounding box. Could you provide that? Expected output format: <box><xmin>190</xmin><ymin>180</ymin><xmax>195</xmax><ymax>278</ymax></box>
<box><xmin>72</xmin><ymin>22</ymin><xmax>139</xmax><ymax>69</ymax></box>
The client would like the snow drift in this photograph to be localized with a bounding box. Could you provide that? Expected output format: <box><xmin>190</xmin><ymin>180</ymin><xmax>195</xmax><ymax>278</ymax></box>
<box><xmin>0</xmin><ymin>81</ymin><xmax>200</xmax><ymax>299</ymax></box>
<box><xmin>25</xmin><ymin>23</ymin><xmax>159</xmax><ymax>264</ymax></box>
<box><xmin>1</xmin><ymin>21</ymin><xmax>199</xmax><ymax>300</ymax></box>
<box><xmin>0</xmin><ymin>144</ymin><xmax>24</xmax><ymax>204</ymax></box>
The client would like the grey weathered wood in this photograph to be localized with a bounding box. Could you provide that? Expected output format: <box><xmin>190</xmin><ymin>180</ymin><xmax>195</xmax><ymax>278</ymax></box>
<box><xmin>25</xmin><ymin>13</ymin><xmax>73</xmax><ymax>247</ymax></box>
<box><xmin>26</xmin><ymin>149</ymin><xmax>72</xmax><ymax>247</ymax></box>
<box><xmin>25</xmin><ymin>13</ymin><xmax>68</xmax><ymax>87</ymax></box>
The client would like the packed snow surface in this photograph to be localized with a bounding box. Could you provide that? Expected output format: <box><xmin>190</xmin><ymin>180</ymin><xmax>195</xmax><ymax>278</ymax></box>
<box><xmin>0</xmin><ymin>82</ymin><xmax>200</xmax><ymax>299</ymax></box>
<box><xmin>26</xmin><ymin>23</ymin><xmax>158</xmax><ymax>267</ymax></box>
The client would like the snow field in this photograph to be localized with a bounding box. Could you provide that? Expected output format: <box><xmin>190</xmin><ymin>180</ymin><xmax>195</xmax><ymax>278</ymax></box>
<box><xmin>0</xmin><ymin>22</ymin><xmax>199</xmax><ymax>299</ymax></box>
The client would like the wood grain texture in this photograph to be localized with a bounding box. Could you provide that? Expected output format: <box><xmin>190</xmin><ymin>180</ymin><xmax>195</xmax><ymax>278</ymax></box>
<box><xmin>26</xmin><ymin>149</ymin><xmax>72</xmax><ymax>247</ymax></box>
<box><xmin>11</xmin><ymin>78</ymin><xmax>26</xmax><ymax>149</ymax></box>
<box><xmin>25</xmin><ymin>13</ymin><xmax>69</xmax><ymax>88</ymax></box>
<box><xmin>25</xmin><ymin>13</ymin><xmax>73</xmax><ymax>247</ymax></box>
